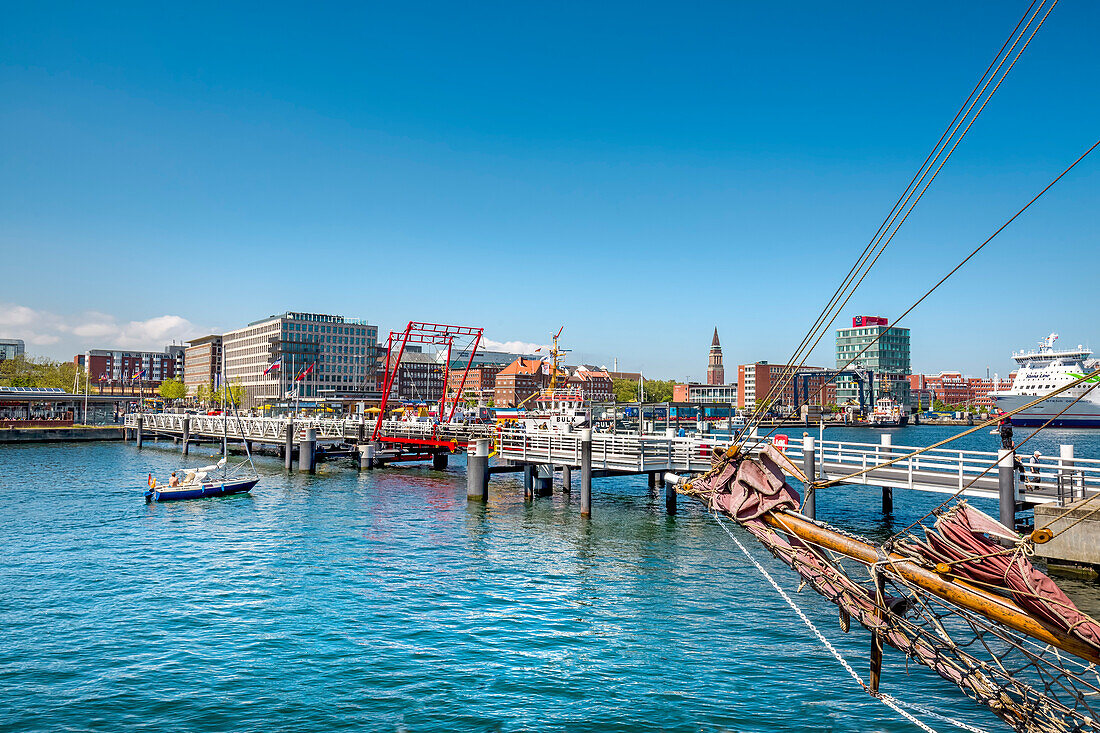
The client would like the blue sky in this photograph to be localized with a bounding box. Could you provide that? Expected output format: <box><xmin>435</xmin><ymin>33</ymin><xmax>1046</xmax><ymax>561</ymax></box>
<box><xmin>1</xmin><ymin>1</ymin><xmax>1096</xmax><ymax>381</ymax></box>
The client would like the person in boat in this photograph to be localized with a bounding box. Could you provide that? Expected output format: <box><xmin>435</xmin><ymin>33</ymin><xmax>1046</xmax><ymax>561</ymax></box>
<box><xmin>168</xmin><ymin>472</ymin><xmax>180</xmax><ymax>487</ymax></box>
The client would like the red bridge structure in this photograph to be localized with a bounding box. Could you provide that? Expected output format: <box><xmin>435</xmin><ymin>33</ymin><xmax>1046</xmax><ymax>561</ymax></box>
<box><xmin>371</xmin><ymin>321</ymin><xmax>484</xmax><ymax>462</ymax></box>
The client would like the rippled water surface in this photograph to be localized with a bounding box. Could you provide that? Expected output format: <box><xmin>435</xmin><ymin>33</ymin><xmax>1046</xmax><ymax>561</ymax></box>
<box><xmin>2</xmin><ymin>430</ymin><xmax>1098</xmax><ymax>732</ymax></box>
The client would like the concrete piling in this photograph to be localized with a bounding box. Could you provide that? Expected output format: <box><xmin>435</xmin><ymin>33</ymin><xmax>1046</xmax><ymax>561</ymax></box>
<box><xmin>802</xmin><ymin>434</ymin><xmax>815</xmax><ymax>520</ymax></box>
<box><xmin>466</xmin><ymin>438</ymin><xmax>490</xmax><ymax>501</ymax></box>
<box><xmin>135</xmin><ymin>415</ymin><xmax>144</xmax><ymax>448</ymax></box>
<box><xmin>534</xmin><ymin>465</ymin><xmax>553</xmax><ymax>496</ymax></box>
<box><xmin>998</xmin><ymin>449</ymin><xmax>1016</xmax><ymax>531</ymax></box>
<box><xmin>561</xmin><ymin>464</ymin><xmax>571</xmax><ymax>492</ymax></box>
<box><xmin>881</xmin><ymin>434</ymin><xmax>893</xmax><ymax>514</ymax></box>
<box><xmin>300</xmin><ymin>427</ymin><xmax>316</xmax><ymax>474</ymax></box>
<box><xmin>664</xmin><ymin>475</ymin><xmax>677</xmax><ymax>514</ymax></box>
<box><xmin>181</xmin><ymin>417</ymin><xmax>190</xmax><ymax>456</ymax></box>
<box><xmin>432</xmin><ymin>452</ymin><xmax>449</xmax><ymax>470</ymax></box>
<box><xmin>284</xmin><ymin>420</ymin><xmax>295</xmax><ymax>470</ymax></box>
<box><xmin>580</xmin><ymin>428</ymin><xmax>592</xmax><ymax>516</ymax></box>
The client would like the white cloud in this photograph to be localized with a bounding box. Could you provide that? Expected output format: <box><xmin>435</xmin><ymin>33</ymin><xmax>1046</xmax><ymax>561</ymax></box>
<box><xmin>0</xmin><ymin>302</ymin><xmax>203</xmax><ymax>356</ymax></box>
<box><xmin>482</xmin><ymin>338</ymin><xmax>549</xmax><ymax>355</ymax></box>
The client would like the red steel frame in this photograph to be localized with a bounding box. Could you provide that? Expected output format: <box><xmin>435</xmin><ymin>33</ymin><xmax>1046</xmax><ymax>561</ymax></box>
<box><xmin>371</xmin><ymin>321</ymin><xmax>483</xmax><ymax>443</ymax></box>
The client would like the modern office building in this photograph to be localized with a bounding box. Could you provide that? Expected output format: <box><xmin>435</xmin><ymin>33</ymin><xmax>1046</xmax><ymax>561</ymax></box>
<box><xmin>835</xmin><ymin>315</ymin><xmax>911</xmax><ymax>405</ymax></box>
<box><xmin>222</xmin><ymin>312</ymin><xmax>379</xmax><ymax>408</ymax></box>
<box><xmin>0</xmin><ymin>338</ymin><xmax>25</xmax><ymax>362</ymax></box>
<box><xmin>183</xmin><ymin>335</ymin><xmax>223</xmax><ymax>396</ymax></box>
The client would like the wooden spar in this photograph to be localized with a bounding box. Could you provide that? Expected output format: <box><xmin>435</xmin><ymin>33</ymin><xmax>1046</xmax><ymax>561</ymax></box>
<box><xmin>762</xmin><ymin>510</ymin><xmax>1100</xmax><ymax>665</ymax></box>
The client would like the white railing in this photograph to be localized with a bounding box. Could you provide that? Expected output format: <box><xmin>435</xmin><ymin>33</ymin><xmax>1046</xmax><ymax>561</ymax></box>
<box><xmin>124</xmin><ymin>413</ymin><xmax>1100</xmax><ymax>505</ymax></box>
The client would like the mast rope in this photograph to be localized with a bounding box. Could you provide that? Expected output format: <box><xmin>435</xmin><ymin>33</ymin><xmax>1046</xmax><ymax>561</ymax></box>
<box><xmin>739</xmin><ymin>0</ymin><xmax>1059</xmax><ymax>440</ymax></box>
<box><xmin>709</xmin><ymin>510</ymin><xmax>991</xmax><ymax>733</ymax></box>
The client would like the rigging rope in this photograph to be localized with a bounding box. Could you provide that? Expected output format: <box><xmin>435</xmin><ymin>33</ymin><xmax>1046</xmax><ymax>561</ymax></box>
<box><xmin>709</xmin><ymin>510</ymin><xmax>991</xmax><ymax>733</ymax></box>
<box><xmin>739</xmin><ymin>0</ymin><xmax>1059</xmax><ymax>439</ymax></box>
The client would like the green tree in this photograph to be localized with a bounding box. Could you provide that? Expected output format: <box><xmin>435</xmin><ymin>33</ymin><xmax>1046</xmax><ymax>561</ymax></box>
<box><xmin>0</xmin><ymin>355</ymin><xmax>86</xmax><ymax>391</ymax></box>
<box><xmin>613</xmin><ymin>378</ymin><xmax>643</xmax><ymax>403</ymax></box>
<box><xmin>642</xmin><ymin>379</ymin><xmax>675</xmax><ymax>403</ymax></box>
<box><xmin>158</xmin><ymin>377</ymin><xmax>187</xmax><ymax>401</ymax></box>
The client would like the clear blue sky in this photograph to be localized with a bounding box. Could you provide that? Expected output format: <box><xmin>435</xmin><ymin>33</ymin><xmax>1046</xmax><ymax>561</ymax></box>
<box><xmin>2</xmin><ymin>1</ymin><xmax>1096</xmax><ymax>381</ymax></box>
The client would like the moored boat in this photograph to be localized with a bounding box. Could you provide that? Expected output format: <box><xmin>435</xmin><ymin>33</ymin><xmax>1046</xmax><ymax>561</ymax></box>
<box><xmin>990</xmin><ymin>333</ymin><xmax>1100</xmax><ymax>427</ymax></box>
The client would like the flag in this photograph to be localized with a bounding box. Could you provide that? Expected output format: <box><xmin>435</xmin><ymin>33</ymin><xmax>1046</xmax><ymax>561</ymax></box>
<box><xmin>214</xmin><ymin>373</ymin><xmax>223</xmax><ymax>390</ymax></box>
<box><xmin>264</xmin><ymin>359</ymin><xmax>281</xmax><ymax>375</ymax></box>
<box><xmin>295</xmin><ymin>363</ymin><xmax>315</xmax><ymax>382</ymax></box>
<box><xmin>134</xmin><ymin>368</ymin><xmax>146</xmax><ymax>380</ymax></box>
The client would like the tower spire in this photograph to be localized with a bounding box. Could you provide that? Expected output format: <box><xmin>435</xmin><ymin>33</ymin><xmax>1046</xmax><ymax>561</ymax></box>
<box><xmin>712</xmin><ymin>327</ymin><xmax>720</xmax><ymax>347</ymax></box>
<box><xmin>707</xmin><ymin>327</ymin><xmax>725</xmax><ymax>385</ymax></box>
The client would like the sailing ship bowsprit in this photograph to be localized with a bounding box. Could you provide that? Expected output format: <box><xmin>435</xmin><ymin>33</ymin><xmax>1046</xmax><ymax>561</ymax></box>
<box><xmin>668</xmin><ymin>445</ymin><xmax>1100</xmax><ymax>733</ymax></box>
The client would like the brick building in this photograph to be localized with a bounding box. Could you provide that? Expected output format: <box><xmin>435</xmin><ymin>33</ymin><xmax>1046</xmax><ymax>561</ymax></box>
<box><xmin>77</xmin><ymin>348</ymin><xmax>180</xmax><ymax>395</ymax></box>
<box><xmin>907</xmin><ymin>372</ymin><xmax>1011</xmax><ymax>411</ymax></box>
<box><xmin>494</xmin><ymin>357</ymin><xmax>547</xmax><ymax>407</ymax></box>
<box><xmin>737</xmin><ymin>362</ymin><xmax>827</xmax><ymax>410</ymax></box>
<box><xmin>568</xmin><ymin>366</ymin><xmax>613</xmax><ymax>402</ymax></box>
<box><xmin>448</xmin><ymin>364</ymin><xmax>505</xmax><ymax>404</ymax></box>
<box><xmin>707</xmin><ymin>328</ymin><xmax>725</xmax><ymax>385</ymax></box>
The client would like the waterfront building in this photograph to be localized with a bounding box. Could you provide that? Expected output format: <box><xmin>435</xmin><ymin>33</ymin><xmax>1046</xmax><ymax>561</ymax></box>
<box><xmin>391</xmin><ymin>350</ymin><xmax>446</xmax><ymax>403</ymax></box>
<box><xmin>673</xmin><ymin>383</ymin><xmax>739</xmax><ymax>404</ymax></box>
<box><xmin>707</xmin><ymin>328</ymin><xmax>725</xmax><ymax>385</ymax></box>
<box><xmin>77</xmin><ymin>348</ymin><xmax>180</xmax><ymax>395</ymax></box>
<box><xmin>183</xmin><ymin>335</ymin><xmax>223</xmax><ymax>396</ymax></box>
<box><xmin>494</xmin><ymin>357</ymin><xmax>547</xmax><ymax>408</ymax></box>
<box><xmin>835</xmin><ymin>316</ymin><xmax>911</xmax><ymax>405</ymax></box>
<box><xmin>222</xmin><ymin>312</ymin><xmax>379</xmax><ymax>408</ymax></box>
<box><xmin>568</xmin><ymin>366</ymin><xmax>614</xmax><ymax>402</ymax></box>
<box><xmin>0</xmin><ymin>338</ymin><xmax>25</xmax><ymax>362</ymax></box>
<box><xmin>447</xmin><ymin>364</ymin><xmax>505</xmax><ymax>405</ymax></box>
<box><xmin>0</xmin><ymin>386</ymin><xmax>127</xmax><ymax>425</ymax></box>
<box><xmin>907</xmin><ymin>372</ymin><xmax>1009</xmax><ymax>411</ymax></box>
<box><xmin>607</xmin><ymin>370</ymin><xmax>643</xmax><ymax>382</ymax></box>
<box><xmin>737</xmin><ymin>362</ymin><xmax>827</xmax><ymax>410</ymax></box>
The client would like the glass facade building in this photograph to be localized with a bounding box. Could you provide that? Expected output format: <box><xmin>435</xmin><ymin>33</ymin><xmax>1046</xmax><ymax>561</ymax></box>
<box><xmin>835</xmin><ymin>319</ymin><xmax>911</xmax><ymax>405</ymax></box>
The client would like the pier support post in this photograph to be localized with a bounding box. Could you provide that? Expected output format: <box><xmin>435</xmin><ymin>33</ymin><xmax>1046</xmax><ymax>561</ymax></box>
<box><xmin>998</xmin><ymin>449</ymin><xmax>1016</xmax><ymax>531</ymax></box>
<box><xmin>802</xmin><ymin>434</ymin><xmax>816</xmax><ymax>520</ymax></box>
<box><xmin>880</xmin><ymin>434</ymin><xmax>893</xmax><ymax>515</ymax></box>
<box><xmin>1059</xmin><ymin>444</ymin><xmax>1075</xmax><ymax>497</ymax></box>
<box><xmin>360</xmin><ymin>443</ymin><xmax>375</xmax><ymax>471</ymax></box>
<box><xmin>580</xmin><ymin>428</ymin><xmax>592</xmax><ymax>516</ymax></box>
<box><xmin>561</xmin><ymin>464</ymin><xmax>571</xmax><ymax>493</ymax></box>
<box><xmin>534</xmin><ymin>465</ymin><xmax>553</xmax><ymax>496</ymax></box>
<box><xmin>648</xmin><ymin>471</ymin><xmax>658</xmax><ymax>489</ymax></box>
<box><xmin>432</xmin><ymin>452</ymin><xmax>448</xmax><ymax>470</ymax></box>
<box><xmin>665</xmin><ymin>475</ymin><xmax>677</xmax><ymax>514</ymax></box>
<box><xmin>284</xmin><ymin>420</ymin><xmax>295</xmax><ymax>470</ymax></box>
<box><xmin>300</xmin><ymin>428</ymin><xmax>316</xmax><ymax>474</ymax></box>
<box><xmin>135</xmin><ymin>415</ymin><xmax>144</xmax><ymax>448</ymax></box>
<box><xmin>181</xmin><ymin>417</ymin><xmax>190</xmax><ymax>456</ymax></box>
<box><xmin>466</xmin><ymin>438</ymin><xmax>490</xmax><ymax>502</ymax></box>
<box><xmin>523</xmin><ymin>464</ymin><xmax>534</xmax><ymax>500</ymax></box>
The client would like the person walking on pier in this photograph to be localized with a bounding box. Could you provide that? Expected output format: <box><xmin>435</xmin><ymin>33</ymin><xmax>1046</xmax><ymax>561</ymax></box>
<box><xmin>998</xmin><ymin>418</ymin><xmax>1014</xmax><ymax>450</ymax></box>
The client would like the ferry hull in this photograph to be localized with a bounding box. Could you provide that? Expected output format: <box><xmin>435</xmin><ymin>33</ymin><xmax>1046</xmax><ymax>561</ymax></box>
<box><xmin>991</xmin><ymin>393</ymin><xmax>1100</xmax><ymax>428</ymax></box>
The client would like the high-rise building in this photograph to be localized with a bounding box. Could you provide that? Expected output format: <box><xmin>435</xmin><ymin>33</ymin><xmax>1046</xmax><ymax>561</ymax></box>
<box><xmin>707</xmin><ymin>327</ymin><xmax>725</xmax><ymax>385</ymax></box>
<box><xmin>0</xmin><ymin>338</ymin><xmax>25</xmax><ymax>362</ymax></box>
<box><xmin>835</xmin><ymin>316</ymin><xmax>910</xmax><ymax>405</ymax></box>
<box><xmin>222</xmin><ymin>312</ymin><xmax>379</xmax><ymax>408</ymax></box>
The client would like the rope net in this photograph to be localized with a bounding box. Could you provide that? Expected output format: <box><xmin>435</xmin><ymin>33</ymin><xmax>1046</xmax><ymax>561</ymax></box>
<box><xmin>682</xmin><ymin>446</ymin><xmax>1100</xmax><ymax>733</ymax></box>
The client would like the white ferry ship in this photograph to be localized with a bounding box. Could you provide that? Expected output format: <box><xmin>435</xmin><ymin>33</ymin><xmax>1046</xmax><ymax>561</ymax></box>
<box><xmin>990</xmin><ymin>333</ymin><xmax>1100</xmax><ymax>427</ymax></box>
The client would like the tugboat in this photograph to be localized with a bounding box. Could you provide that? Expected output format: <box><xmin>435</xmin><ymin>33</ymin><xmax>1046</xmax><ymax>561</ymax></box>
<box><xmin>868</xmin><ymin>396</ymin><xmax>908</xmax><ymax>427</ymax></box>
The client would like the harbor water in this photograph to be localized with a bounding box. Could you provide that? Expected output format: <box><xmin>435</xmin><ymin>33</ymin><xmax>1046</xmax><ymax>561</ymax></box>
<box><xmin>3</xmin><ymin>427</ymin><xmax>1099</xmax><ymax>732</ymax></box>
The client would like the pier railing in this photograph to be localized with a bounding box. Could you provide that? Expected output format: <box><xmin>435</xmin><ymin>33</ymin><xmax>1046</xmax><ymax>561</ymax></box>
<box><xmin>125</xmin><ymin>413</ymin><xmax>1100</xmax><ymax>505</ymax></box>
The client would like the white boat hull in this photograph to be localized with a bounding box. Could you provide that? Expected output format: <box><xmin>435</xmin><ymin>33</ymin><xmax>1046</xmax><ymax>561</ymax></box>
<box><xmin>991</xmin><ymin>392</ymin><xmax>1100</xmax><ymax>428</ymax></box>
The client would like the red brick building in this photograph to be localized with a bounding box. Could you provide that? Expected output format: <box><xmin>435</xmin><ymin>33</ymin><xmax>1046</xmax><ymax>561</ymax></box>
<box><xmin>908</xmin><ymin>372</ymin><xmax>1015</xmax><ymax>411</ymax></box>
<box><xmin>447</xmin><ymin>364</ymin><xmax>505</xmax><ymax>404</ymax></box>
<box><xmin>494</xmin><ymin>357</ymin><xmax>547</xmax><ymax>407</ymax></box>
<box><xmin>76</xmin><ymin>349</ymin><xmax>179</xmax><ymax>396</ymax></box>
<box><xmin>737</xmin><ymin>362</ymin><xmax>827</xmax><ymax>410</ymax></box>
<box><xmin>568</xmin><ymin>366</ymin><xmax>613</xmax><ymax>402</ymax></box>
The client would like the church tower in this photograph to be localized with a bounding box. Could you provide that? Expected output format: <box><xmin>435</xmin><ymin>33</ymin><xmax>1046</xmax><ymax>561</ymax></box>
<box><xmin>707</xmin><ymin>327</ymin><xmax>725</xmax><ymax>385</ymax></box>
